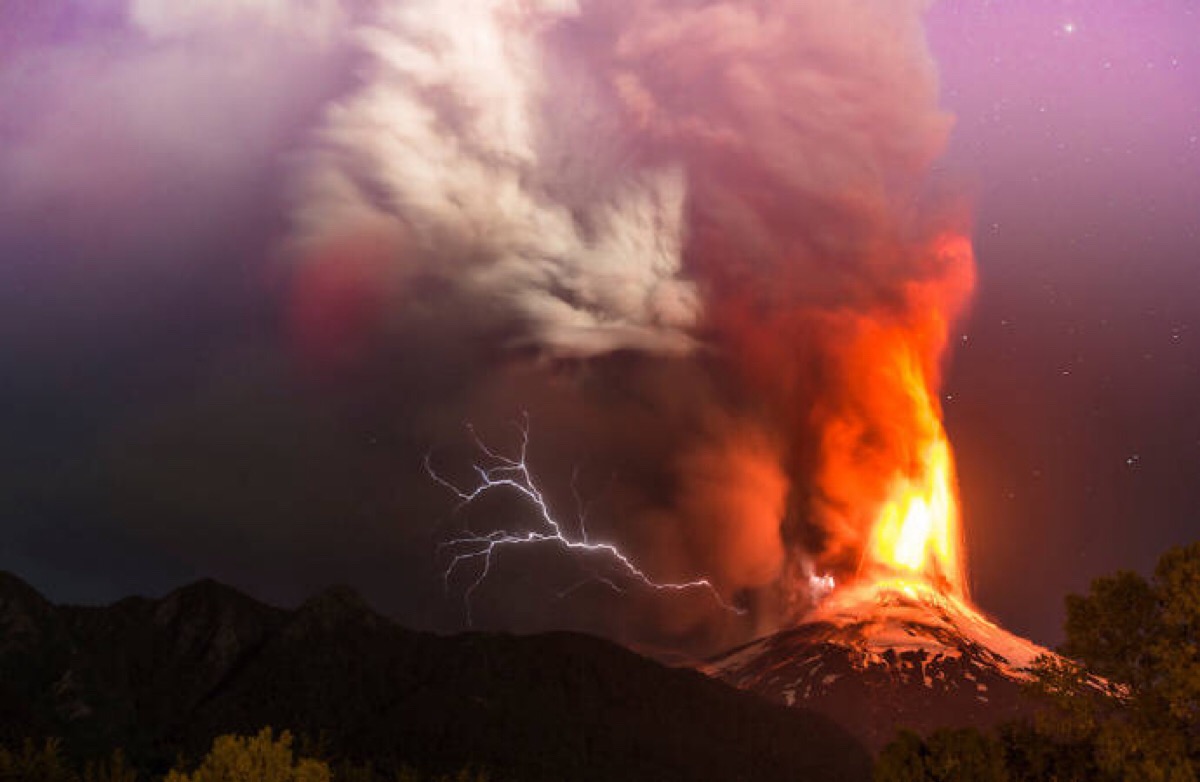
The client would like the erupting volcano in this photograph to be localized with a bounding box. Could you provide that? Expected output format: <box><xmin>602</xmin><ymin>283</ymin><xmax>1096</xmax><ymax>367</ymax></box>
<box><xmin>709</xmin><ymin>236</ymin><xmax>1060</xmax><ymax>747</ymax></box>
<box><xmin>246</xmin><ymin>0</ymin><xmax>1072</xmax><ymax>744</ymax></box>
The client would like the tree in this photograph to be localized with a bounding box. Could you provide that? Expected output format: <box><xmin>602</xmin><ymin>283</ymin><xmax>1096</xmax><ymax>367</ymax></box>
<box><xmin>874</xmin><ymin>728</ymin><xmax>1007</xmax><ymax>782</ymax></box>
<box><xmin>164</xmin><ymin>728</ymin><xmax>330</xmax><ymax>782</ymax></box>
<box><xmin>876</xmin><ymin>542</ymin><xmax>1200</xmax><ymax>781</ymax></box>
<box><xmin>997</xmin><ymin>720</ymin><xmax>1102</xmax><ymax>782</ymax></box>
<box><xmin>874</xmin><ymin>730</ymin><xmax>930</xmax><ymax>782</ymax></box>
<box><xmin>1060</xmin><ymin>568</ymin><xmax>1160</xmax><ymax>688</ymax></box>
<box><xmin>1152</xmin><ymin>544</ymin><xmax>1200</xmax><ymax>731</ymax></box>
<box><xmin>0</xmin><ymin>738</ymin><xmax>77</xmax><ymax>782</ymax></box>
<box><xmin>82</xmin><ymin>750</ymin><xmax>137</xmax><ymax>782</ymax></box>
<box><xmin>1028</xmin><ymin>542</ymin><xmax>1200</xmax><ymax>780</ymax></box>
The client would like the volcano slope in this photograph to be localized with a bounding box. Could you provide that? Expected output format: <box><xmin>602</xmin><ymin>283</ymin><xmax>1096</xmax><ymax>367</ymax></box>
<box><xmin>708</xmin><ymin>581</ymin><xmax>1059</xmax><ymax>750</ymax></box>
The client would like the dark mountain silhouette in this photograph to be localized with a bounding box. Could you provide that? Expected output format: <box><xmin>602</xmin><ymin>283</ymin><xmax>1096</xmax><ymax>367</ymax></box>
<box><xmin>0</xmin><ymin>572</ymin><xmax>870</xmax><ymax>781</ymax></box>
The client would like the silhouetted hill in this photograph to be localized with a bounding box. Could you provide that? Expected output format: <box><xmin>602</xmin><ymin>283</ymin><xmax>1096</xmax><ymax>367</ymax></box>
<box><xmin>0</xmin><ymin>570</ymin><xmax>74</xmax><ymax>743</ymax></box>
<box><xmin>0</xmin><ymin>572</ymin><xmax>871</xmax><ymax>781</ymax></box>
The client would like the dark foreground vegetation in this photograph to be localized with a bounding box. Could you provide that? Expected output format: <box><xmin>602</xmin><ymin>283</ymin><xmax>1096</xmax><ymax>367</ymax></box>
<box><xmin>0</xmin><ymin>572</ymin><xmax>870</xmax><ymax>782</ymax></box>
<box><xmin>875</xmin><ymin>542</ymin><xmax>1200</xmax><ymax>781</ymax></box>
<box><xmin>0</xmin><ymin>728</ymin><xmax>486</xmax><ymax>782</ymax></box>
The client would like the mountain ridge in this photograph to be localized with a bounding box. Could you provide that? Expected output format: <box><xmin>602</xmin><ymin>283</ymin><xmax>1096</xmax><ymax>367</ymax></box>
<box><xmin>0</xmin><ymin>571</ymin><xmax>870</xmax><ymax>782</ymax></box>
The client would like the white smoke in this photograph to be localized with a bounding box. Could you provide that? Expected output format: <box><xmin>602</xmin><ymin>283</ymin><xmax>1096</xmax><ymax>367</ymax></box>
<box><xmin>288</xmin><ymin>0</ymin><xmax>702</xmax><ymax>356</ymax></box>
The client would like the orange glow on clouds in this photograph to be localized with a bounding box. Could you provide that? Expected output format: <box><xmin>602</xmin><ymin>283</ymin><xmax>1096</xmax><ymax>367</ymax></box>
<box><xmin>814</xmin><ymin>233</ymin><xmax>974</xmax><ymax>602</ymax></box>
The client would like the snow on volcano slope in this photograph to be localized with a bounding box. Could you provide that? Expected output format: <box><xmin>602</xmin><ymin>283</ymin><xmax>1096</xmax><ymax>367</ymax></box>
<box><xmin>707</xmin><ymin>582</ymin><xmax>1057</xmax><ymax>749</ymax></box>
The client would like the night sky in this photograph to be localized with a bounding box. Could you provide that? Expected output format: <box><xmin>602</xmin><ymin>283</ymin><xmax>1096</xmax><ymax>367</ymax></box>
<box><xmin>929</xmin><ymin>0</ymin><xmax>1200</xmax><ymax>644</ymax></box>
<box><xmin>1</xmin><ymin>0</ymin><xmax>1197</xmax><ymax>655</ymax></box>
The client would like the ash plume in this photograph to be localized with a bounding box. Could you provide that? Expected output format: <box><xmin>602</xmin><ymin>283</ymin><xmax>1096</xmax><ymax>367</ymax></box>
<box><xmin>284</xmin><ymin>0</ymin><xmax>974</xmax><ymax>648</ymax></box>
<box><xmin>287</xmin><ymin>0</ymin><xmax>701</xmax><ymax>359</ymax></box>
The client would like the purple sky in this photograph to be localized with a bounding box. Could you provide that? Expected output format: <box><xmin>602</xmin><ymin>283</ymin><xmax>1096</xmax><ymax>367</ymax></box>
<box><xmin>927</xmin><ymin>0</ymin><xmax>1200</xmax><ymax>641</ymax></box>
<box><xmin>0</xmin><ymin>0</ymin><xmax>1197</xmax><ymax>650</ymax></box>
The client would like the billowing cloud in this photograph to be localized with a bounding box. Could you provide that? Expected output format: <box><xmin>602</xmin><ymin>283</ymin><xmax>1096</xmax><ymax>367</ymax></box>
<box><xmin>0</xmin><ymin>0</ymin><xmax>973</xmax><ymax>653</ymax></box>
<box><xmin>287</xmin><ymin>0</ymin><xmax>702</xmax><ymax>359</ymax></box>
<box><xmin>284</xmin><ymin>0</ymin><xmax>972</xmax><ymax>640</ymax></box>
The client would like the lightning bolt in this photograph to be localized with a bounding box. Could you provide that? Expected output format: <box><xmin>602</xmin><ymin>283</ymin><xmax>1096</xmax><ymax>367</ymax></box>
<box><xmin>426</xmin><ymin>413</ymin><xmax>745</xmax><ymax>624</ymax></box>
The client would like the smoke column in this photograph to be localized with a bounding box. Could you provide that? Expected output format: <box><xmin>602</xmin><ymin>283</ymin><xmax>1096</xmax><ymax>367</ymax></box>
<box><xmin>288</xmin><ymin>0</ymin><xmax>975</xmax><ymax>638</ymax></box>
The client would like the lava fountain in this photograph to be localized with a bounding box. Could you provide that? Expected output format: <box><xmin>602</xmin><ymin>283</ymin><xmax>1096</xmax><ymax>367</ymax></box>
<box><xmin>856</xmin><ymin>335</ymin><xmax>967</xmax><ymax>601</ymax></box>
<box><xmin>710</xmin><ymin>235</ymin><xmax>1063</xmax><ymax>745</ymax></box>
<box><xmin>862</xmin><ymin>405</ymin><xmax>963</xmax><ymax>596</ymax></box>
<box><xmin>806</xmin><ymin>231</ymin><xmax>977</xmax><ymax>610</ymax></box>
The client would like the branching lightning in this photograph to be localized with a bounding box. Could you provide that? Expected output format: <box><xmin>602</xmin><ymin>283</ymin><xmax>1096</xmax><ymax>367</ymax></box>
<box><xmin>425</xmin><ymin>414</ymin><xmax>744</xmax><ymax>623</ymax></box>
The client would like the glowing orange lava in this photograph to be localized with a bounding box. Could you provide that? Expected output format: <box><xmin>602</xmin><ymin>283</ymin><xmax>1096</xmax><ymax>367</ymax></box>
<box><xmin>862</xmin><ymin>415</ymin><xmax>964</xmax><ymax>597</ymax></box>
<box><xmin>811</xmin><ymin>232</ymin><xmax>974</xmax><ymax>604</ymax></box>
<box><xmin>854</xmin><ymin>239</ymin><xmax>970</xmax><ymax>599</ymax></box>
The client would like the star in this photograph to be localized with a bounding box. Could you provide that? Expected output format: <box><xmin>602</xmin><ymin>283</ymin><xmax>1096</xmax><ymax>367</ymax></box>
<box><xmin>1062</xmin><ymin>21</ymin><xmax>1077</xmax><ymax>35</ymax></box>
